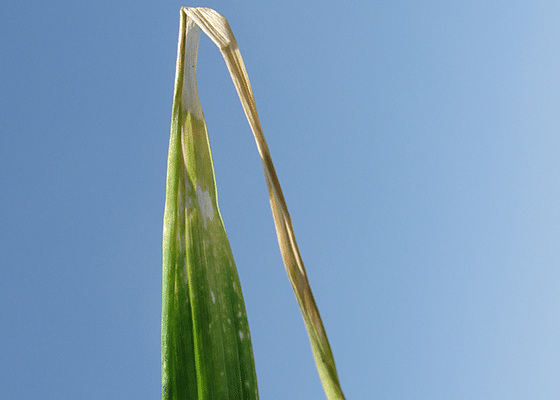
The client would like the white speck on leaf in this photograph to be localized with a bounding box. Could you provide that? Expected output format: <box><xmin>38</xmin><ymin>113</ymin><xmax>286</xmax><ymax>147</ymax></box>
<box><xmin>211</xmin><ymin>291</ymin><xmax>215</xmax><ymax>303</ymax></box>
<box><xmin>196</xmin><ymin>183</ymin><xmax>214</xmax><ymax>228</ymax></box>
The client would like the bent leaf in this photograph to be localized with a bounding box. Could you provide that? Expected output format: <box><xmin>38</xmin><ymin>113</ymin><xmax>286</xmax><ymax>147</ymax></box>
<box><xmin>162</xmin><ymin>7</ymin><xmax>346</xmax><ymax>400</ymax></box>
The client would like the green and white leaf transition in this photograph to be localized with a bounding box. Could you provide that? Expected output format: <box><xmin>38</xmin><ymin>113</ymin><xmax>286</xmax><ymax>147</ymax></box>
<box><xmin>162</xmin><ymin>7</ymin><xmax>346</xmax><ymax>400</ymax></box>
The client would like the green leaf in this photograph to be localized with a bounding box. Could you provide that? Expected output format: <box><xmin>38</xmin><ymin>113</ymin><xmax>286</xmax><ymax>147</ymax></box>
<box><xmin>161</xmin><ymin>10</ymin><xmax>258</xmax><ymax>400</ymax></box>
<box><xmin>162</xmin><ymin>7</ymin><xmax>346</xmax><ymax>400</ymax></box>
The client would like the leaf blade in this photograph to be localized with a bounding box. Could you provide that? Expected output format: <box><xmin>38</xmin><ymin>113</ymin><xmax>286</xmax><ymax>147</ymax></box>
<box><xmin>161</xmin><ymin>11</ymin><xmax>259</xmax><ymax>400</ymax></box>
<box><xmin>181</xmin><ymin>7</ymin><xmax>346</xmax><ymax>400</ymax></box>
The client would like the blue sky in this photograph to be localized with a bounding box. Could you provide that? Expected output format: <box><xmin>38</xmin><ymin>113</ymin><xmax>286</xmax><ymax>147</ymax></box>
<box><xmin>1</xmin><ymin>1</ymin><xmax>560</xmax><ymax>399</ymax></box>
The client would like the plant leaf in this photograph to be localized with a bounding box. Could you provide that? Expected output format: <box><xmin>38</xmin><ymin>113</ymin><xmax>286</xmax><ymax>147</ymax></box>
<box><xmin>161</xmin><ymin>10</ymin><xmax>258</xmax><ymax>400</ymax></box>
<box><xmin>178</xmin><ymin>7</ymin><xmax>346</xmax><ymax>400</ymax></box>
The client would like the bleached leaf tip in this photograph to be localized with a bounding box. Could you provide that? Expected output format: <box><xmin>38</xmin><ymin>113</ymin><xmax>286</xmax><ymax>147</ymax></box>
<box><xmin>182</xmin><ymin>7</ymin><xmax>236</xmax><ymax>51</ymax></box>
<box><xmin>181</xmin><ymin>16</ymin><xmax>203</xmax><ymax>119</ymax></box>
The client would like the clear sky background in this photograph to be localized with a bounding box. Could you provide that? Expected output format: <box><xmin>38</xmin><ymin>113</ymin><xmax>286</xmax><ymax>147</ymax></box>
<box><xmin>1</xmin><ymin>1</ymin><xmax>560</xmax><ymax>399</ymax></box>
